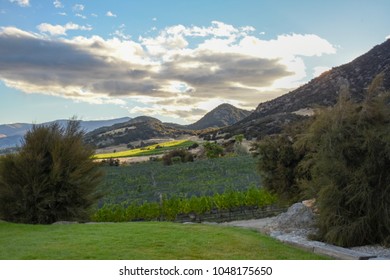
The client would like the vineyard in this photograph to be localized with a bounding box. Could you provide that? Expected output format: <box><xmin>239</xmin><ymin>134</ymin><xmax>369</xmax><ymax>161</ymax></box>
<box><xmin>93</xmin><ymin>155</ymin><xmax>280</xmax><ymax>222</ymax></box>
<box><xmin>92</xmin><ymin>187</ymin><xmax>277</xmax><ymax>222</ymax></box>
<box><xmin>94</xmin><ymin>140</ymin><xmax>196</xmax><ymax>159</ymax></box>
<box><xmin>97</xmin><ymin>155</ymin><xmax>262</xmax><ymax>204</ymax></box>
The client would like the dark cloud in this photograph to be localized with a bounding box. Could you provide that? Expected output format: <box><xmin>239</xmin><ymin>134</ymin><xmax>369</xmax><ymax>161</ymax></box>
<box><xmin>159</xmin><ymin>52</ymin><xmax>292</xmax><ymax>102</ymax></box>
<box><xmin>162</xmin><ymin>52</ymin><xmax>291</xmax><ymax>86</ymax></box>
<box><xmin>0</xmin><ymin>28</ymin><xmax>157</xmax><ymax>98</ymax></box>
<box><xmin>0</xmin><ymin>27</ymin><xmax>292</xmax><ymax>110</ymax></box>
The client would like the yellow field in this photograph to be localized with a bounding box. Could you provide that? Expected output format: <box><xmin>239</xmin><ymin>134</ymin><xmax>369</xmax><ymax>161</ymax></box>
<box><xmin>93</xmin><ymin>139</ymin><xmax>190</xmax><ymax>159</ymax></box>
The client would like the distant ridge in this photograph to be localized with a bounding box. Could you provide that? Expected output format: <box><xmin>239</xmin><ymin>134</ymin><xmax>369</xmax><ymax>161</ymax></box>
<box><xmin>0</xmin><ymin>117</ymin><xmax>131</xmax><ymax>149</ymax></box>
<box><xmin>84</xmin><ymin>103</ymin><xmax>252</xmax><ymax>148</ymax></box>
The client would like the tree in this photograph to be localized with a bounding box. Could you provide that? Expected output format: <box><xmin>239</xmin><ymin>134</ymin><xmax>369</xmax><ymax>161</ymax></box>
<box><xmin>0</xmin><ymin>120</ymin><xmax>103</xmax><ymax>224</ymax></box>
<box><xmin>203</xmin><ymin>142</ymin><xmax>224</xmax><ymax>158</ymax></box>
<box><xmin>300</xmin><ymin>91</ymin><xmax>390</xmax><ymax>246</ymax></box>
<box><xmin>162</xmin><ymin>149</ymin><xmax>194</xmax><ymax>166</ymax></box>
<box><xmin>253</xmin><ymin>75</ymin><xmax>390</xmax><ymax>247</ymax></box>
<box><xmin>254</xmin><ymin>134</ymin><xmax>303</xmax><ymax>203</ymax></box>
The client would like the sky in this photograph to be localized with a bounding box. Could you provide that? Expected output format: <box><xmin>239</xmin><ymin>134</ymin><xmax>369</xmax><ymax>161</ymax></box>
<box><xmin>0</xmin><ymin>0</ymin><xmax>389</xmax><ymax>125</ymax></box>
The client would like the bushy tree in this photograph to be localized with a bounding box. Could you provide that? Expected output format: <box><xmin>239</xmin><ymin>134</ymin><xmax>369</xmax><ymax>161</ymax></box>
<box><xmin>203</xmin><ymin>142</ymin><xmax>224</xmax><ymax>158</ymax></box>
<box><xmin>253</xmin><ymin>134</ymin><xmax>303</xmax><ymax>203</ymax></box>
<box><xmin>0</xmin><ymin>120</ymin><xmax>103</xmax><ymax>224</ymax></box>
<box><xmin>162</xmin><ymin>149</ymin><xmax>194</xmax><ymax>166</ymax></box>
<box><xmin>300</xmin><ymin>92</ymin><xmax>390</xmax><ymax>246</ymax></box>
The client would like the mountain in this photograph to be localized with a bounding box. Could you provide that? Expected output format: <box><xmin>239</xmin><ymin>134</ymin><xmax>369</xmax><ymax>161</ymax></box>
<box><xmin>0</xmin><ymin>117</ymin><xmax>131</xmax><ymax>149</ymax></box>
<box><xmin>85</xmin><ymin>116</ymin><xmax>195</xmax><ymax>148</ymax></box>
<box><xmin>186</xmin><ymin>103</ymin><xmax>251</xmax><ymax>130</ymax></box>
<box><xmin>85</xmin><ymin>104</ymin><xmax>251</xmax><ymax>148</ymax></box>
<box><xmin>222</xmin><ymin>39</ymin><xmax>390</xmax><ymax>139</ymax></box>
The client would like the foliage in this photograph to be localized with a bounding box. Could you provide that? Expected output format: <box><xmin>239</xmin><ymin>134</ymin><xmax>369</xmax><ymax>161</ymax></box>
<box><xmin>203</xmin><ymin>142</ymin><xmax>224</xmax><ymax>158</ymax></box>
<box><xmin>252</xmin><ymin>73</ymin><xmax>390</xmax><ymax>247</ymax></box>
<box><xmin>162</xmin><ymin>149</ymin><xmax>194</xmax><ymax>166</ymax></box>
<box><xmin>97</xmin><ymin>155</ymin><xmax>261</xmax><ymax>205</ymax></box>
<box><xmin>0</xmin><ymin>120</ymin><xmax>103</xmax><ymax>224</ymax></box>
<box><xmin>253</xmin><ymin>134</ymin><xmax>303</xmax><ymax>203</ymax></box>
<box><xmin>234</xmin><ymin>134</ymin><xmax>244</xmax><ymax>143</ymax></box>
<box><xmin>92</xmin><ymin>187</ymin><xmax>277</xmax><ymax>222</ymax></box>
<box><xmin>299</xmin><ymin>91</ymin><xmax>390</xmax><ymax>247</ymax></box>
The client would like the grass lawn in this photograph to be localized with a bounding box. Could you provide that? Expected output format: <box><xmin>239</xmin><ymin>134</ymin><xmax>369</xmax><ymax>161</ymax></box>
<box><xmin>0</xmin><ymin>221</ymin><xmax>329</xmax><ymax>260</ymax></box>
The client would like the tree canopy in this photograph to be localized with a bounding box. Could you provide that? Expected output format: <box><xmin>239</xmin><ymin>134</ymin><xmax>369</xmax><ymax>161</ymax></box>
<box><xmin>0</xmin><ymin>120</ymin><xmax>103</xmax><ymax>224</ymax></box>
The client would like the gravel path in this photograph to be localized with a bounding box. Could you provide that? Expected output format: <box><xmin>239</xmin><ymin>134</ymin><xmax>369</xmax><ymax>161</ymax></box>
<box><xmin>220</xmin><ymin>216</ymin><xmax>390</xmax><ymax>259</ymax></box>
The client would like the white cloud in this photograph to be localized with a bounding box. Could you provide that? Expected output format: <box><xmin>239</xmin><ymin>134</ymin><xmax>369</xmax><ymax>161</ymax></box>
<box><xmin>9</xmin><ymin>0</ymin><xmax>29</xmax><ymax>7</ymax></box>
<box><xmin>106</xmin><ymin>11</ymin><xmax>117</xmax><ymax>17</ymax></box>
<box><xmin>386</xmin><ymin>35</ymin><xmax>390</xmax><ymax>40</ymax></box>
<box><xmin>75</xmin><ymin>13</ymin><xmax>87</xmax><ymax>19</ymax></box>
<box><xmin>53</xmin><ymin>0</ymin><xmax>63</xmax><ymax>8</ymax></box>
<box><xmin>37</xmin><ymin>22</ymin><xmax>92</xmax><ymax>36</ymax></box>
<box><xmin>58</xmin><ymin>12</ymin><xmax>67</xmax><ymax>16</ymax></box>
<box><xmin>73</xmin><ymin>4</ymin><xmax>84</xmax><ymax>12</ymax></box>
<box><xmin>111</xmin><ymin>25</ymin><xmax>131</xmax><ymax>40</ymax></box>
<box><xmin>0</xmin><ymin>22</ymin><xmax>337</xmax><ymax>122</ymax></box>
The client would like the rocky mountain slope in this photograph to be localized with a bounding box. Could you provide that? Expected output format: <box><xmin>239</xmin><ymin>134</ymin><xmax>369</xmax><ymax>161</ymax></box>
<box><xmin>222</xmin><ymin>39</ymin><xmax>390</xmax><ymax>139</ymax></box>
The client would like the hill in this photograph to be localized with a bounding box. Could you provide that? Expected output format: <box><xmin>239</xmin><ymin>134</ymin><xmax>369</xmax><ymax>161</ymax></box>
<box><xmin>85</xmin><ymin>103</ymin><xmax>250</xmax><ymax>148</ymax></box>
<box><xmin>84</xmin><ymin>116</ymin><xmax>195</xmax><ymax>148</ymax></box>
<box><xmin>0</xmin><ymin>117</ymin><xmax>131</xmax><ymax>149</ymax></box>
<box><xmin>186</xmin><ymin>103</ymin><xmax>251</xmax><ymax>130</ymax></box>
<box><xmin>222</xmin><ymin>39</ymin><xmax>390</xmax><ymax>139</ymax></box>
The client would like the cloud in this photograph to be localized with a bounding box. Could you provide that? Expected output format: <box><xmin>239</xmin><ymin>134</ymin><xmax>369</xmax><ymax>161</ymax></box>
<box><xmin>72</xmin><ymin>4</ymin><xmax>84</xmax><ymax>12</ymax></box>
<box><xmin>0</xmin><ymin>22</ymin><xmax>336</xmax><ymax>122</ymax></box>
<box><xmin>106</xmin><ymin>11</ymin><xmax>117</xmax><ymax>17</ymax></box>
<box><xmin>37</xmin><ymin>22</ymin><xmax>92</xmax><ymax>36</ymax></box>
<box><xmin>111</xmin><ymin>24</ymin><xmax>131</xmax><ymax>40</ymax></box>
<box><xmin>75</xmin><ymin>13</ymin><xmax>87</xmax><ymax>19</ymax></box>
<box><xmin>9</xmin><ymin>0</ymin><xmax>29</xmax><ymax>7</ymax></box>
<box><xmin>53</xmin><ymin>0</ymin><xmax>63</xmax><ymax>8</ymax></box>
<box><xmin>386</xmin><ymin>35</ymin><xmax>390</xmax><ymax>40</ymax></box>
<box><xmin>129</xmin><ymin>105</ymin><xmax>208</xmax><ymax>123</ymax></box>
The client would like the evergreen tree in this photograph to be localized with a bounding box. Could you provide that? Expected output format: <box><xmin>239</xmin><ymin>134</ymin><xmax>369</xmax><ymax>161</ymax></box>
<box><xmin>0</xmin><ymin>120</ymin><xmax>103</xmax><ymax>224</ymax></box>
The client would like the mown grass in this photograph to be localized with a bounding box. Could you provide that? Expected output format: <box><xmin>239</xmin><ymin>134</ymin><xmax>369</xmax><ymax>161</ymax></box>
<box><xmin>0</xmin><ymin>221</ymin><xmax>329</xmax><ymax>260</ymax></box>
<box><xmin>94</xmin><ymin>140</ymin><xmax>194</xmax><ymax>159</ymax></box>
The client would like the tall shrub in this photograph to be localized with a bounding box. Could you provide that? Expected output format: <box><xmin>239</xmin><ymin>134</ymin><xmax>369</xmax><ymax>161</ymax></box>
<box><xmin>301</xmin><ymin>92</ymin><xmax>390</xmax><ymax>246</ymax></box>
<box><xmin>254</xmin><ymin>134</ymin><xmax>302</xmax><ymax>203</ymax></box>
<box><xmin>0</xmin><ymin>120</ymin><xmax>103</xmax><ymax>224</ymax></box>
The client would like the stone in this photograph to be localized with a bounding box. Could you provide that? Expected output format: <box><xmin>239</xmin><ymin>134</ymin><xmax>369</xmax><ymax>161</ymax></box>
<box><xmin>269</xmin><ymin>202</ymin><xmax>316</xmax><ymax>232</ymax></box>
